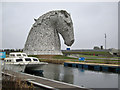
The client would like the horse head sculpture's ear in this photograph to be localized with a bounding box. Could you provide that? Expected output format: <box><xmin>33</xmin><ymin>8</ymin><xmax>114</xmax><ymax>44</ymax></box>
<box><xmin>60</xmin><ymin>10</ymin><xmax>69</xmax><ymax>18</ymax></box>
<box><xmin>34</xmin><ymin>18</ymin><xmax>37</xmax><ymax>22</ymax></box>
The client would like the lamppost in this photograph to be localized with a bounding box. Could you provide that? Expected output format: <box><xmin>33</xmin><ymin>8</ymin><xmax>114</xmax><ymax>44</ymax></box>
<box><xmin>105</xmin><ymin>33</ymin><xmax>106</xmax><ymax>49</ymax></box>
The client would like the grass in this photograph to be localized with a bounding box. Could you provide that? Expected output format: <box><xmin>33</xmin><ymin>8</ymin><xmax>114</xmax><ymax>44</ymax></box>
<box><xmin>28</xmin><ymin>55</ymin><xmax>77</xmax><ymax>60</ymax></box>
<box><xmin>29</xmin><ymin>54</ymin><xmax>120</xmax><ymax>61</ymax></box>
<box><xmin>28</xmin><ymin>55</ymin><xmax>38</xmax><ymax>57</ymax></box>
<box><xmin>86</xmin><ymin>61</ymin><xmax>120</xmax><ymax>64</ymax></box>
<box><xmin>79</xmin><ymin>54</ymin><xmax>109</xmax><ymax>58</ymax></box>
<box><xmin>63</xmin><ymin>51</ymin><xmax>111</xmax><ymax>56</ymax></box>
<box><xmin>86</xmin><ymin>58</ymin><xmax>120</xmax><ymax>61</ymax></box>
<box><xmin>79</xmin><ymin>54</ymin><xmax>120</xmax><ymax>59</ymax></box>
<box><xmin>40</xmin><ymin>58</ymin><xmax>120</xmax><ymax>65</ymax></box>
<box><xmin>29</xmin><ymin>54</ymin><xmax>120</xmax><ymax>65</ymax></box>
<box><xmin>52</xmin><ymin>55</ymin><xmax>77</xmax><ymax>59</ymax></box>
<box><xmin>40</xmin><ymin>59</ymin><xmax>66</xmax><ymax>64</ymax></box>
<box><xmin>2</xmin><ymin>74</ymin><xmax>34</xmax><ymax>89</ymax></box>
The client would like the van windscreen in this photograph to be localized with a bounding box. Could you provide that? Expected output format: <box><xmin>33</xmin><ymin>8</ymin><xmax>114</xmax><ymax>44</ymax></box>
<box><xmin>33</xmin><ymin>59</ymin><xmax>38</xmax><ymax>61</ymax></box>
<box><xmin>25</xmin><ymin>58</ymin><xmax>31</xmax><ymax>61</ymax></box>
<box><xmin>16</xmin><ymin>59</ymin><xmax>23</xmax><ymax>62</ymax></box>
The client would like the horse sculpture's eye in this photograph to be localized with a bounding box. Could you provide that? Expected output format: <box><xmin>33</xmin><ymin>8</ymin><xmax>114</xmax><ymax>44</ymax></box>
<box><xmin>64</xmin><ymin>20</ymin><xmax>71</xmax><ymax>26</ymax></box>
<box><xmin>67</xmin><ymin>23</ymin><xmax>71</xmax><ymax>26</ymax></box>
<box><xmin>64</xmin><ymin>14</ymin><xmax>68</xmax><ymax>18</ymax></box>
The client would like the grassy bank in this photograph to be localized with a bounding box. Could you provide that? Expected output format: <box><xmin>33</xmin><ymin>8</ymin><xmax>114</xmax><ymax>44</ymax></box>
<box><xmin>40</xmin><ymin>59</ymin><xmax>66</xmax><ymax>64</ymax></box>
<box><xmin>28</xmin><ymin>55</ymin><xmax>120</xmax><ymax>65</ymax></box>
<box><xmin>40</xmin><ymin>59</ymin><xmax>120</xmax><ymax>64</ymax></box>
<box><xmin>62</xmin><ymin>51</ymin><xmax>112</xmax><ymax>56</ymax></box>
<box><xmin>28</xmin><ymin>55</ymin><xmax>77</xmax><ymax>59</ymax></box>
<box><xmin>2</xmin><ymin>74</ymin><xmax>34</xmax><ymax>89</ymax></box>
<box><xmin>79</xmin><ymin>54</ymin><xmax>120</xmax><ymax>59</ymax></box>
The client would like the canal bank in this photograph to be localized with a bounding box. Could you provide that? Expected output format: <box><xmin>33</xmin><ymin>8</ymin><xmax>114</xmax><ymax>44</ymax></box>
<box><xmin>64</xmin><ymin>62</ymin><xmax>120</xmax><ymax>73</ymax></box>
<box><xmin>29</xmin><ymin>54</ymin><xmax>120</xmax><ymax>65</ymax></box>
<box><xmin>39</xmin><ymin>58</ymin><xmax>120</xmax><ymax>73</ymax></box>
<box><xmin>2</xmin><ymin>70</ymin><xmax>90</xmax><ymax>90</ymax></box>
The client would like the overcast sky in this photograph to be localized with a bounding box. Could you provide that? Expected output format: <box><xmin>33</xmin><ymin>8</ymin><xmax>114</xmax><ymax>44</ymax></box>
<box><xmin>1</xmin><ymin>2</ymin><xmax>118</xmax><ymax>50</ymax></box>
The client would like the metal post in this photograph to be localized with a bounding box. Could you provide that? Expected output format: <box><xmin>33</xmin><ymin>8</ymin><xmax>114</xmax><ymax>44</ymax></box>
<box><xmin>0</xmin><ymin>59</ymin><xmax>2</xmax><ymax>89</ymax></box>
<box><xmin>105</xmin><ymin>33</ymin><xmax>106</xmax><ymax>49</ymax></box>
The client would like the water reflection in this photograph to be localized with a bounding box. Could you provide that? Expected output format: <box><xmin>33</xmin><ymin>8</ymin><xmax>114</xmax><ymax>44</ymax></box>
<box><xmin>26</xmin><ymin>63</ymin><xmax>118</xmax><ymax>88</ymax></box>
<box><xmin>39</xmin><ymin>64</ymin><xmax>74</xmax><ymax>84</ymax></box>
<box><xmin>59</xmin><ymin>66</ymin><xmax>73</xmax><ymax>84</ymax></box>
<box><xmin>78</xmin><ymin>69</ymin><xmax>85</xmax><ymax>73</ymax></box>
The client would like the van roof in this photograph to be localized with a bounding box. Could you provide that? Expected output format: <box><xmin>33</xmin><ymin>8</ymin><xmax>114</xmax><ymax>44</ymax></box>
<box><xmin>10</xmin><ymin>52</ymin><xmax>27</xmax><ymax>54</ymax></box>
<box><xmin>5</xmin><ymin>57</ymin><xmax>22</xmax><ymax>59</ymax></box>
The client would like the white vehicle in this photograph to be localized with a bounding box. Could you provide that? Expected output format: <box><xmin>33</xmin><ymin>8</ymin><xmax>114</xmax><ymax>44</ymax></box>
<box><xmin>9</xmin><ymin>52</ymin><xmax>28</xmax><ymax>58</ymax></box>
<box><xmin>23</xmin><ymin>57</ymin><xmax>48</xmax><ymax>70</ymax></box>
<box><xmin>3</xmin><ymin>52</ymin><xmax>48</xmax><ymax>72</ymax></box>
<box><xmin>3</xmin><ymin>57</ymin><xmax>26</xmax><ymax>72</ymax></box>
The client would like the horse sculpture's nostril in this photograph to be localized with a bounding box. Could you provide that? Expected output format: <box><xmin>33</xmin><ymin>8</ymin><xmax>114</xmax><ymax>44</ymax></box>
<box><xmin>65</xmin><ymin>39</ymin><xmax>74</xmax><ymax>46</ymax></box>
<box><xmin>70</xmin><ymin>39</ymin><xmax>74</xmax><ymax>46</ymax></box>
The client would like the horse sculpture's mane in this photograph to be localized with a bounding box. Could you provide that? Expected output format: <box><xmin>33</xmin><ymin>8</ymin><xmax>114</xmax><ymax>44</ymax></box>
<box><xmin>24</xmin><ymin>10</ymin><xmax>74</xmax><ymax>55</ymax></box>
<box><xmin>33</xmin><ymin>10</ymin><xmax>71</xmax><ymax>28</ymax></box>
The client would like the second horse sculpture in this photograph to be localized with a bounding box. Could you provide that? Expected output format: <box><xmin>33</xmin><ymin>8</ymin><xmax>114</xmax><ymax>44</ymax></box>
<box><xmin>24</xmin><ymin>10</ymin><xmax>74</xmax><ymax>55</ymax></box>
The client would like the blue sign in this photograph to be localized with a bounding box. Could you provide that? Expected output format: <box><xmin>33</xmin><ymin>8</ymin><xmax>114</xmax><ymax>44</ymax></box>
<box><xmin>66</xmin><ymin>48</ymin><xmax>70</xmax><ymax>50</ymax></box>
<box><xmin>0</xmin><ymin>52</ymin><xmax>6</xmax><ymax>58</ymax></box>
<box><xmin>79</xmin><ymin>57</ymin><xmax>85</xmax><ymax>61</ymax></box>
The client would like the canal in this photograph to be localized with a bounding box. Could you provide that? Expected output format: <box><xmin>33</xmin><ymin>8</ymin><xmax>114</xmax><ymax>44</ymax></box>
<box><xmin>30</xmin><ymin>63</ymin><xmax>119</xmax><ymax>88</ymax></box>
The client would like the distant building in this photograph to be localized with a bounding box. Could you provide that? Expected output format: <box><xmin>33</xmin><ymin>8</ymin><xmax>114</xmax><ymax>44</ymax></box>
<box><xmin>100</xmin><ymin>46</ymin><xmax>103</xmax><ymax>50</ymax></box>
<box><xmin>93</xmin><ymin>46</ymin><xmax>100</xmax><ymax>50</ymax></box>
<box><xmin>109</xmin><ymin>48</ymin><xmax>118</xmax><ymax>56</ymax></box>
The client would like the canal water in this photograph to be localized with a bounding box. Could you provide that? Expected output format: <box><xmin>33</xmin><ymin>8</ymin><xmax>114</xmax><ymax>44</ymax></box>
<box><xmin>31</xmin><ymin>63</ymin><xmax>119</xmax><ymax>88</ymax></box>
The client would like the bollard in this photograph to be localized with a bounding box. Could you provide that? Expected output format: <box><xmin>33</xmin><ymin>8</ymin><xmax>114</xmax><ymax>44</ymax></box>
<box><xmin>64</xmin><ymin>63</ymin><xmax>68</xmax><ymax>67</ymax></box>
<box><xmin>78</xmin><ymin>64</ymin><xmax>83</xmax><ymax>68</ymax></box>
<box><xmin>83</xmin><ymin>65</ymin><xmax>88</xmax><ymax>69</ymax></box>
<box><xmin>116</xmin><ymin>67</ymin><xmax>120</xmax><ymax>73</ymax></box>
<box><xmin>94</xmin><ymin>66</ymin><xmax>100</xmax><ymax>71</ymax></box>
<box><xmin>102</xmin><ymin>66</ymin><xmax>108</xmax><ymax>71</ymax></box>
<box><xmin>72</xmin><ymin>63</ymin><xmax>76</xmax><ymax>67</ymax></box>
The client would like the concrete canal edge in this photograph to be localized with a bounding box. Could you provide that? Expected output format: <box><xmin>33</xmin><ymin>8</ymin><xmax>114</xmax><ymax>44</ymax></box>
<box><xmin>40</xmin><ymin>58</ymin><xmax>120</xmax><ymax>73</ymax></box>
<box><xmin>64</xmin><ymin>62</ymin><xmax>120</xmax><ymax>73</ymax></box>
<box><xmin>2</xmin><ymin>70</ymin><xmax>92</xmax><ymax>90</ymax></box>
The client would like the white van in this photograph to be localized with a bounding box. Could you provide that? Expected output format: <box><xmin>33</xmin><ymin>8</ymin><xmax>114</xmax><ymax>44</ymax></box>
<box><xmin>9</xmin><ymin>52</ymin><xmax>28</xmax><ymax>58</ymax></box>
